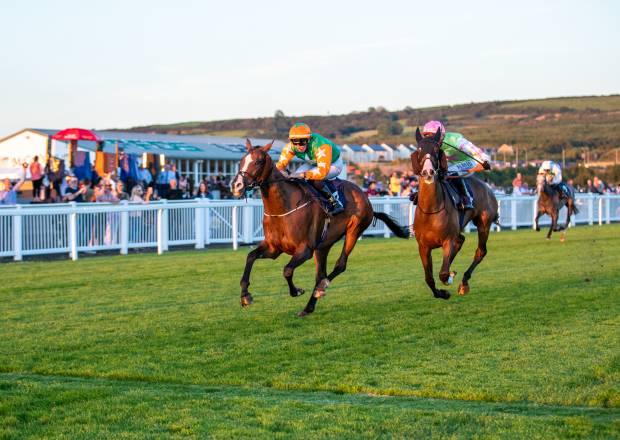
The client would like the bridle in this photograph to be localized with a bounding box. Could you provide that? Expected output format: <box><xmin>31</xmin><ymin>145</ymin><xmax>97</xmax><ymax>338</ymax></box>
<box><xmin>235</xmin><ymin>153</ymin><xmax>271</xmax><ymax>193</ymax></box>
<box><xmin>415</xmin><ymin>145</ymin><xmax>446</xmax><ymax>215</ymax></box>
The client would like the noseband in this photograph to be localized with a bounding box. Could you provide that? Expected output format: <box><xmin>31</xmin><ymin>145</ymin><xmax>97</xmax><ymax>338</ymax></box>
<box><xmin>419</xmin><ymin>152</ymin><xmax>438</xmax><ymax>179</ymax></box>
<box><xmin>235</xmin><ymin>156</ymin><xmax>270</xmax><ymax>191</ymax></box>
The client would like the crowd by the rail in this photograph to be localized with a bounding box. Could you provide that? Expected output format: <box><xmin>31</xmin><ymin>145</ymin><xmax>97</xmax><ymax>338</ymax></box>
<box><xmin>0</xmin><ymin>156</ymin><xmax>235</xmax><ymax>205</ymax></box>
<box><xmin>1</xmin><ymin>156</ymin><xmax>619</xmax><ymax>206</ymax></box>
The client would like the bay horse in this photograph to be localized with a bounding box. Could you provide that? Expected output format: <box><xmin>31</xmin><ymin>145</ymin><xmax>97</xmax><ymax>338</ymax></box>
<box><xmin>534</xmin><ymin>175</ymin><xmax>578</xmax><ymax>241</ymax></box>
<box><xmin>231</xmin><ymin>139</ymin><xmax>409</xmax><ymax>317</ymax></box>
<box><xmin>411</xmin><ymin>128</ymin><xmax>498</xmax><ymax>299</ymax></box>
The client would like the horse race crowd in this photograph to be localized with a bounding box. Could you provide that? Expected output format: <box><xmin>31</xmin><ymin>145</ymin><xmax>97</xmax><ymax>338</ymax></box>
<box><xmin>361</xmin><ymin>170</ymin><xmax>620</xmax><ymax>198</ymax></box>
<box><xmin>1</xmin><ymin>156</ymin><xmax>619</xmax><ymax>206</ymax></box>
<box><xmin>0</xmin><ymin>156</ymin><xmax>235</xmax><ymax>205</ymax></box>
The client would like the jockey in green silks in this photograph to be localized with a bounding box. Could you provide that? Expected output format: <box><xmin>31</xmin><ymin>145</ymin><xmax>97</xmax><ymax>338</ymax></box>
<box><xmin>276</xmin><ymin>122</ymin><xmax>345</xmax><ymax>215</ymax></box>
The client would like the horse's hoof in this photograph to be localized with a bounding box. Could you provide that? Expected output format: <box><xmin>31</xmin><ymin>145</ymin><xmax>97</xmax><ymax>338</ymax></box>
<box><xmin>240</xmin><ymin>293</ymin><xmax>254</xmax><ymax>308</ymax></box>
<box><xmin>546</xmin><ymin>237</ymin><xmax>551</xmax><ymax>241</ymax></box>
<box><xmin>434</xmin><ymin>289</ymin><xmax>451</xmax><ymax>300</ymax></box>
<box><xmin>297</xmin><ymin>310</ymin><xmax>310</xmax><ymax>318</ymax></box>
<box><xmin>313</xmin><ymin>279</ymin><xmax>330</xmax><ymax>298</ymax></box>
<box><xmin>449</xmin><ymin>271</ymin><xmax>457</xmax><ymax>285</ymax></box>
<box><xmin>535</xmin><ymin>227</ymin><xmax>540</xmax><ymax>232</ymax></box>
<box><xmin>458</xmin><ymin>283</ymin><xmax>469</xmax><ymax>296</ymax></box>
<box><xmin>560</xmin><ymin>232</ymin><xmax>566</xmax><ymax>242</ymax></box>
<box><xmin>290</xmin><ymin>288</ymin><xmax>305</xmax><ymax>298</ymax></box>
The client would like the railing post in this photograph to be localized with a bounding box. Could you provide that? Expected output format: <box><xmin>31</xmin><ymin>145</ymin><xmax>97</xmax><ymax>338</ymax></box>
<box><xmin>120</xmin><ymin>201</ymin><xmax>129</xmax><ymax>255</ymax></box>
<box><xmin>157</xmin><ymin>205</ymin><xmax>165</xmax><ymax>255</ymax></box>
<box><xmin>496</xmin><ymin>202</ymin><xmax>502</xmax><ymax>232</ymax></box>
<box><xmin>69</xmin><ymin>202</ymin><xmax>78</xmax><ymax>261</ymax></box>
<box><xmin>588</xmin><ymin>197</ymin><xmax>594</xmax><ymax>225</ymax></box>
<box><xmin>532</xmin><ymin>197</ymin><xmax>538</xmax><ymax>230</ymax></box>
<box><xmin>13</xmin><ymin>205</ymin><xmax>22</xmax><ymax>261</ymax></box>
<box><xmin>511</xmin><ymin>198</ymin><xmax>517</xmax><ymax>230</ymax></box>
<box><xmin>408</xmin><ymin>200</ymin><xmax>414</xmax><ymax>228</ymax></box>
<box><xmin>162</xmin><ymin>200</ymin><xmax>169</xmax><ymax>251</ymax></box>
<box><xmin>242</xmin><ymin>204</ymin><xmax>253</xmax><ymax>244</ymax></box>
<box><xmin>598</xmin><ymin>197</ymin><xmax>603</xmax><ymax>226</ymax></box>
<box><xmin>383</xmin><ymin>199</ymin><xmax>390</xmax><ymax>238</ymax></box>
<box><xmin>205</xmin><ymin>201</ymin><xmax>211</xmax><ymax>245</ymax></box>
<box><xmin>195</xmin><ymin>199</ymin><xmax>205</xmax><ymax>249</ymax></box>
<box><xmin>232</xmin><ymin>205</ymin><xmax>238</xmax><ymax>250</ymax></box>
<box><xmin>606</xmin><ymin>195</ymin><xmax>611</xmax><ymax>224</ymax></box>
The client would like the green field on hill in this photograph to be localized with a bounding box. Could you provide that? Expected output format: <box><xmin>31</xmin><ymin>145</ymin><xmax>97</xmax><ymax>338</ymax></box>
<box><xmin>1</xmin><ymin>225</ymin><xmax>619</xmax><ymax>438</ymax></box>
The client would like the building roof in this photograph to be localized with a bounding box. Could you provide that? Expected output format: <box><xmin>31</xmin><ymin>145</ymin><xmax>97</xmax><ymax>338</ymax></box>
<box><xmin>367</xmin><ymin>144</ymin><xmax>387</xmax><ymax>152</ymax></box>
<box><xmin>15</xmin><ymin>128</ymin><xmax>286</xmax><ymax>160</ymax></box>
<box><xmin>346</xmin><ymin>144</ymin><xmax>365</xmax><ymax>152</ymax></box>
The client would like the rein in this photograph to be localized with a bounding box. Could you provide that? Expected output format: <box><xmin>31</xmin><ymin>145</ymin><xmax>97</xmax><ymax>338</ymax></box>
<box><xmin>416</xmin><ymin>181</ymin><xmax>447</xmax><ymax>215</ymax></box>
<box><xmin>264</xmin><ymin>200</ymin><xmax>311</xmax><ymax>217</ymax></box>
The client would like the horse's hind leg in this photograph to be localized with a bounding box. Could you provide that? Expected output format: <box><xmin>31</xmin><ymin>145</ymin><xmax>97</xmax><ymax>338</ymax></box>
<box><xmin>240</xmin><ymin>241</ymin><xmax>280</xmax><ymax>307</ymax></box>
<box><xmin>298</xmin><ymin>247</ymin><xmax>330</xmax><ymax>317</ymax></box>
<box><xmin>284</xmin><ymin>247</ymin><xmax>313</xmax><ymax>298</ymax></box>
<box><xmin>459</xmin><ymin>220</ymin><xmax>490</xmax><ymax>296</ymax></box>
<box><xmin>419</xmin><ymin>244</ymin><xmax>450</xmax><ymax>300</ymax></box>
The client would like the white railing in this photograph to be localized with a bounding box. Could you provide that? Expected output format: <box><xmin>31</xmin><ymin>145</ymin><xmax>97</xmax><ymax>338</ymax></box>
<box><xmin>1</xmin><ymin>194</ymin><xmax>619</xmax><ymax>261</ymax></box>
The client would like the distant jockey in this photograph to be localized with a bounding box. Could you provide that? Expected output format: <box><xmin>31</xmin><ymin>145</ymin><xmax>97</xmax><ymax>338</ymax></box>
<box><xmin>276</xmin><ymin>122</ymin><xmax>345</xmax><ymax>215</ymax></box>
<box><xmin>538</xmin><ymin>160</ymin><xmax>570</xmax><ymax>199</ymax></box>
<box><xmin>414</xmin><ymin>120</ymin><xmax>491</xmax><ymax>209</ymax></box>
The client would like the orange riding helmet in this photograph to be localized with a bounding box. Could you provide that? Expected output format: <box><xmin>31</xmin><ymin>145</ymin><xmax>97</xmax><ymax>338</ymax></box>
<box><xmin>289</xmin><ymin>122</ymin><xmax>312</xmax><ymax>140</ymax></box>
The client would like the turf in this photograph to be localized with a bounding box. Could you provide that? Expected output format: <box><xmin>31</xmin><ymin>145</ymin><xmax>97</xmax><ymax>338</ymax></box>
<box><xmin>1</xmin><ymin>225</ymin><xmax>619</xmax><ymax>438</ymax></box>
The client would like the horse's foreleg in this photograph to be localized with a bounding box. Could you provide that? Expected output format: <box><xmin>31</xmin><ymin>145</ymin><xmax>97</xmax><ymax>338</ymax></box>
<box><xmin>439</xmin><ymin>240</ymin><xmax>455</xmax><ymax>286</ymax></box>
<box><xmin>284</xmin><ymin>247</ymin><xmax>313</xmax><ymax>298</ymax></box>
<box><xmin>564</xmin><ymin>202</ymin><xmax>573</xmax><ymax>230</ymax></box>
<box><xmin>440</xmin><ymin>234</ymin><xmax>464</xmax><ymax>285</ymax></box>
<box><xmin>459</xmin><ymin>222</ymin><xmax>489</xmax><ymax>295</ymax></box>
<box><xmin>419</xmin><ymin>244</ymin><xmax>450</xmax><ymax>300</ymax></box>
<box><xmin>548</xmin><ymin>212</ymin><xmax>558</xmax><ymax>239</ymax></box>
<box><xmin>534</xmin><ymin>211</ymin><xmax>543</xmax><ymax>231</ymax></box>
<box><xmin>240</xmin><ymin>242</ymin><xmax>280</xmax><ymax>307</ymax></box>
<box><xmin>298</xmin><ymin>247</ymin><xmax>330</xmax><ymax>317</ymax></box>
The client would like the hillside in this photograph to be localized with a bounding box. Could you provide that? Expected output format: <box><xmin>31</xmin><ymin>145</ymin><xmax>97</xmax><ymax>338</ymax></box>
<box><xmin>123</xmin><ymin>95</ymin><xmax>620</xmax><ymax>165</ymax></box>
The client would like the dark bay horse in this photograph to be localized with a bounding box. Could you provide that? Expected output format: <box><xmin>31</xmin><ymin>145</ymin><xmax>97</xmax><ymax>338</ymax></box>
<box><xmin>535</xmin><ymin>175</ymin><xmax>578</xmax><ymax>241</ymax></box>
<box><xmin>411</xmin><ymin>128</ymin><xmax>498</xmax><ymax>299</ymax></box>
<box><xmin>231</xmin><ymin>139</ymin><xmax>409</xmax><ymax>316</ymax></box>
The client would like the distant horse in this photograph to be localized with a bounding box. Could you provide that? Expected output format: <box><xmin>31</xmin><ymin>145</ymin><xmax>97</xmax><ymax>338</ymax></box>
<box><xmin>534</xmin><ymin>175</ymin><xmax>578</xmax><ymax>241</ymax></box>
<box><xmin>411</xmin><ymin>128</ymin><xmax>498</xmax><ymax>299</ymax></box>
<box><xmin>231</xmin><ymin>139</ymin><xmax>409</xmax><ymax>316</ymax></box>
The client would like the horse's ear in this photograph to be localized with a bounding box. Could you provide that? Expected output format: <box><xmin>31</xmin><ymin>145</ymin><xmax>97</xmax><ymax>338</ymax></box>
<box><xmin>433</xmin><ymin>128</ymin><xmax>442</xmax><ymax>144</ymax></box>
<box><xmin>262</xmin><ymin>140</ymin><xmax>274</xmax><ymax>152</ymax></box>
<box><xmin>415</xmin><ymin>127</ymin><xmax>422</xmax><ymax>143</ymax></box>
<box><xmin>245</xmin><ymin>138</ymin><xmax>252</xmax><ymax>151</ymax></box>
<box><xmin>410</xmin><ymin>151</ymin><xmax>421</xmax><ymax>175</ymax></box>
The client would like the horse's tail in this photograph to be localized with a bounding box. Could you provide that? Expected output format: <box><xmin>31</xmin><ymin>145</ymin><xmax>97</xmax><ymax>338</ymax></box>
<box><xmin>571</xmin><ymin>199</ymin><xmax>580</xmax><ymax>215</ymax></box>
<box><xmin>372</xmin><ymin>211</ymin><xmax>410</xmax><ymax>239</ymax></box>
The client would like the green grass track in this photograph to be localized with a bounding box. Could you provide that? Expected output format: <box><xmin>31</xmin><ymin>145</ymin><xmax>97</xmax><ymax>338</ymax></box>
<box><xmin>1</xmin><ymin>225</ymin><xmax>619</xmax><ymax>438</ymax></box>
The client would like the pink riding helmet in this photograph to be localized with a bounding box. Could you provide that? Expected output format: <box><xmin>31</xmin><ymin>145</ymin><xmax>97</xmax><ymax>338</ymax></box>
<box><xmin>422</xmin><ymin>120</ymin><xmax>446</xmax><ymax>142</ymax></box>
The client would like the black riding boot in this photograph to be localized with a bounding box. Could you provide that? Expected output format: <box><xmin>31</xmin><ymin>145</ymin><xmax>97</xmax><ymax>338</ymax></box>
<box><xmin>454</xmin><ymin>178</ymin><xmax>474</xmax><ymax>210</ymax></box>
<box><xmin>315</xmin><ymin>181</ymin><xmax>344</xmax><ymax>215</ymax></box>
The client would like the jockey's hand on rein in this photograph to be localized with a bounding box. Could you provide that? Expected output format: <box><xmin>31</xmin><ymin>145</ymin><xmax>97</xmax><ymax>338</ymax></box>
<box><xmin>483</xmin><ymin>161</ymin><xmax>491</xmax><ymax>170</ymax></box>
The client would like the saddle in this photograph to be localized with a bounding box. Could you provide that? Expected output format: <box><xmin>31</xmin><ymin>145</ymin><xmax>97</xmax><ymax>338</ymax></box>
<box><xmin>296</xmin><ymin>178</ymin><xmax>348</xmax><ymax>214</ymax></box>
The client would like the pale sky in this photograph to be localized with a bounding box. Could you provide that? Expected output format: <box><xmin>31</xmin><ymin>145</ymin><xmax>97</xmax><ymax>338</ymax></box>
<box><xmin>1</xmin><ymin>0</ymin><xmax>618</xmax><ymax>137</ymax></box>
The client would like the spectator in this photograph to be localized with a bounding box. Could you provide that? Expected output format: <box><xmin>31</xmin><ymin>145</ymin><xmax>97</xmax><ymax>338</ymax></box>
<box><xmin>140</xmin><ymin>165</ymin><xmax>153</xmax><ymax>188</ymax></box>
<box><xmin>389</xmin><ymin>172</ymin><xmax>401</xmax><ymax>196</ymax></box>
<box><xmin>512</xmin><ymin>172</ymin><xmax>523</xmax><ymax>195</ymax></box>
<box><xmin>0</xmin><ymin>164</ymin><xmax>27</xmax><ymax>205</ymax></box>
<box><xmin>29</xmin><ymin>156</ymin><xmax>43</xmax><ymax>200</ymax></box>
<box><xmin>587</xmin><ymin>179</ymin><xmax>594</xmax><ymax>193</ymax></box>
<box><xmin>156</xmin><ymin>164</ymin><xmax>175</xmax><ymax>199</ymax></box>
<box><xmin>116</xmin><ymin>181</ymin><xmax>129</xmax><ymax>201</ymax></box>
<box><xmin>194</xmin><ymin>181</ymin><xmax>212</xmax><ymax>199</ymax></box>
<box><xmin>166</xmin><ymin>178</ymin><xmax>183</xmax><ymax>200</ymax></box>
<box><xmin>592</xmin><ymin>176</ymin><xmax>606</xmax><ymax>194</ymax></box>
<box><xmin>96</xmin><ymin>181</ymin><xmax>120</xmax><ymax>203</ymax></box>
<box><xmin>366</xmin><ymin>181</ymin><xmax>379</xmax><ymax>196</ymax></box>
<box><xmin>62</xmin><ymin>176</ymin><xmax>87</xmax><ymax>202</ymax></box>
